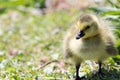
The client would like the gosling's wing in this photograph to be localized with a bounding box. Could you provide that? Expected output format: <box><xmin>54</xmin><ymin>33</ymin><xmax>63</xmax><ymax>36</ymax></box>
<box><xmin>63</xmin><ymin>31</ymin><xmax>73</xmax><ymax>58</ymax></box>
<box><xmin>63</xmin><ymin>24</ymin><xmax>78</xmax><ymax>58</ymax></box>
<box><xmin>104</xmin><ymin>33</ymin><xmax>118</xmax><ymax>56</ymax></box>
<box><xmin>106</xmin><ymin>44</ymin><xmax>118</xmax><ymax>56</ymax></box>
<box><xmin>64</xmin><ymin>48</ymin><xmax>73</xmax><ymax>58</ymax></box>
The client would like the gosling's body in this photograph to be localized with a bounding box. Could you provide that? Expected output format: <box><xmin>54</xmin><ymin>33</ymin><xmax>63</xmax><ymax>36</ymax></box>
<box><xmin>68</xmin><ymin>27</ymin><xmax>116</xmax><ymax>62</ymax></box>
<box><xmin>69</xmin><ymin>35</ymin><xmax>108</xmax><ymax>62</ymax></box>
<box><xmin>63</xmin><ymin>14</ymin><xmax>118</xmax><ymax>80</ymax></box>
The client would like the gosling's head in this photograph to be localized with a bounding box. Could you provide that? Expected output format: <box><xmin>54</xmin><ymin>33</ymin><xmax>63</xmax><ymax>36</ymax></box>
<box><xmin>76</xmin><ymin>14</ymin><xmax>99</xmax><ymax>39</ymax></box>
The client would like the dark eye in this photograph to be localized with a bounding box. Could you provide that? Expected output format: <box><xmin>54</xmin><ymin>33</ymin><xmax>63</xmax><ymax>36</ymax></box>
<box><xmin>85</xmin><ymin>25</ymin><xmax>90</xmax><ymax>30</ymax></box>
<box><xmin>86</xmin><ymin>25</ymin><xmax>90</xmax><ymax>29</ymax></box>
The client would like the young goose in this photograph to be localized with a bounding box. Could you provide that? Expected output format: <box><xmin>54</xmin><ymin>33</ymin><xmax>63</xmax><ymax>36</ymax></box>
<box><xmin>63</xmin><ymin>14</ymin><xmax>118</xmax><ymax>80</ymax></box>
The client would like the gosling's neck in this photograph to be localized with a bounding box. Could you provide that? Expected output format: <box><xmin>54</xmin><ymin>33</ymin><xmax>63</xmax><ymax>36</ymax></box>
<box><xmin>81</xmin><ymin>33</ymin><xmax>100</xmax><ymax>41</ymax></box>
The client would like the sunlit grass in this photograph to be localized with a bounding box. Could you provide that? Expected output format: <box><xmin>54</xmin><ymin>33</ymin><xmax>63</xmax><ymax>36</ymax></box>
<box><xmin>0</xmin><ymin>9</ymin><xmax>79</xmax><ymax>79</ymax></box>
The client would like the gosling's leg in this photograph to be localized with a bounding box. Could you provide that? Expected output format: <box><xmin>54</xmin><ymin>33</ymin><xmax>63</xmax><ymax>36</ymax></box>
<box><xmin>75</xmin><ymin>64</ymin><xmax>81</xmax><ymax>80</ymax></box>
<box><xmin>98</xmin><ymin>61</ymin><xmax>106</xmax><ymax>80</ymax></box>
<box><xmin>98</xmin><ymin>61</ymin><xmax>102</xmax><ymax>74</ymax></box>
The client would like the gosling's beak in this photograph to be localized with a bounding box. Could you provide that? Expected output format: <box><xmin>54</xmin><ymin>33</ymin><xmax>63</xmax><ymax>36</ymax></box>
<box><xmin>76</xmin><ymin>31</ymin><xmax>85</xmax><ymax>39</ymax></box>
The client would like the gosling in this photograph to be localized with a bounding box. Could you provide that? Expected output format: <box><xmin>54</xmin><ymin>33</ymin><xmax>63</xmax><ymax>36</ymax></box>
<box><xmin>63</xmin><ymin>14</ymin><xmax>118</xmax><ymax>80</ymax></box>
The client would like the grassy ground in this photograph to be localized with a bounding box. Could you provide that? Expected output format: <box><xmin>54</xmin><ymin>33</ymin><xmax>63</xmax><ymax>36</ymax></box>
<box><xmin>0</xmin><ymin>8</ymin><xmax>120</xmax><ymax>80</ymax></box>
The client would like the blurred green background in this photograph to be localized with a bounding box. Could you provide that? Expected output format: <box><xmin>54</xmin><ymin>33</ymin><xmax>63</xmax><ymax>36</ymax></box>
<box><xmin>0</xmin><ymin>0</ymin><xmax>120</xmax><ymax>80</ymax></box>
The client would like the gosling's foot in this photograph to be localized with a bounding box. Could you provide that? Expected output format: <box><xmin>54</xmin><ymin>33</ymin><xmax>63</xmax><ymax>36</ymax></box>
<box><xmin>75</xmin><ymin>76</ymin><xmax>86</xmax><ymax>80</ymax></box>
<box><xmin>75</xmin><ymin>76</ymin><xmax>81</xmax><ymax>80</ymax></box>
<box><xmin>94</xmin><ymin>70</ymin><xmax>106</xmax><ymax>79</ymax></box>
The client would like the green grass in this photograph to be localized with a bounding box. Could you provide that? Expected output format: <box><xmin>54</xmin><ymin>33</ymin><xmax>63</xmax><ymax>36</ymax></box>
<box><xmin>0</xmin><ymin>8</ymin><xmax>120</xmax><ymax>80</ymax></box>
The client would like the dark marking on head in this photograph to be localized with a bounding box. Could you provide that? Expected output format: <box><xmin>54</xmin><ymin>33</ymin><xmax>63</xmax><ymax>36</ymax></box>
<box><xmin>80</xmin><ymin>15</ymin><xmax>92</xmax><ymax>22</ymax></box>
<box><xmin>91</xmin><ymin>22</ymin><xmax>98</xmax><ymax>28</ymax></box>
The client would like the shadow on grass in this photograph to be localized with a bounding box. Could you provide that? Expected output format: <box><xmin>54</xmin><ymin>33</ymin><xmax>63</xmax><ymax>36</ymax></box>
<box><xmin>81</xmin><ymin>68</ymin><xmax>120</xmax><ymax>80</ymax></box>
